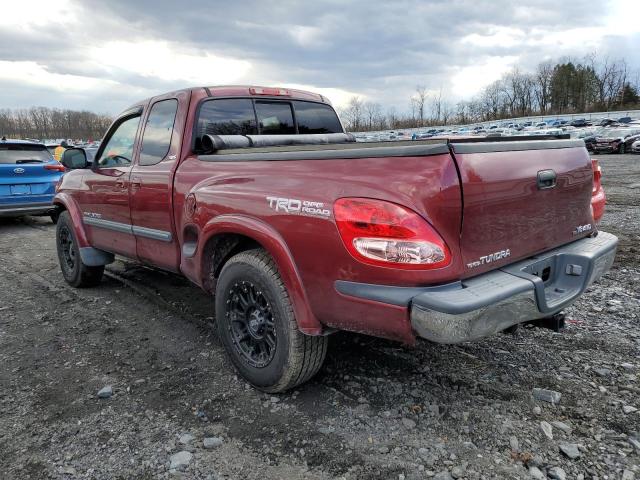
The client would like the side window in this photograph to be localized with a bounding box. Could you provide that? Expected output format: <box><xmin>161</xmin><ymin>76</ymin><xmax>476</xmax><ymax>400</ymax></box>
<box><xmin>96</xmin><ymin>115</ymin><xmax>141</xmax><ymax>167</ymax></box>
<box><xmin>197</xmin><ymin>99</ymin><xmax>258</xmax><ymax>138</ymax></box>
<box><xmin>139</xmin><ymin>99</ymin><xmax>178</xmax><ymax>166</ymax></box>
<box><xmin>255</xmin><ymin>101</ymin><xmax>295</xmax><ymax>134</ymax></box>
<box><xmin>293</xmin><ymin>101</ymin><xmax>343</xmax><ymax>134</ymax></box>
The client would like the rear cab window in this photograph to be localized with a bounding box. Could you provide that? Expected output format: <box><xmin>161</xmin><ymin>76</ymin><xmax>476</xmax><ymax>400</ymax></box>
<box><xmin>292</xmin><ymin>101</ymin><xmax>343</xmax><ymax>134</ymax></box>
<box><xmin>255</xmin><ymin>102</ymin><xmax>295</xmax><ymax>134</ymax></box>
<box><xmin>195</xmin><ymin>97</ymin><xmax>343</xmax><ymax>151</ymax></box>
<box><xmin>0</xmin><ymin>143</ymin><xmax>51</xmax><ymax>164</ymax></box>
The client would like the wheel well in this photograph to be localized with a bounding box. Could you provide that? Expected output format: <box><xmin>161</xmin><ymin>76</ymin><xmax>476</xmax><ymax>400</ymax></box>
<box><xmin>201</xmin><ymin>233</ymin><xmax>261</xmax><ymax>292</ymax></box>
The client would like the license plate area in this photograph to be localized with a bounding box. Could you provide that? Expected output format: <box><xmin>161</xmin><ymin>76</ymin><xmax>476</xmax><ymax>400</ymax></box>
<box><xmin>10</xmin><ymin>184</ymin><xmax>31</xmax><ymax>195</ymax></box>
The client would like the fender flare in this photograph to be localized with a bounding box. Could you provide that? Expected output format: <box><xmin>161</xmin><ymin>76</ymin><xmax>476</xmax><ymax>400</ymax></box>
<box><xmin>196</xmin><ymin>214</ymin><xmax>324</xmax><ymax>335</ymax></box>
<box><xmin>53</xmin><ymin>193</ymin><xmax>114</xmax><ymax>266</ymax></box>
<box><xmin>53</xmin><ymin>192</ymin><xmax>90</xmax><ymax>248</ymax></box>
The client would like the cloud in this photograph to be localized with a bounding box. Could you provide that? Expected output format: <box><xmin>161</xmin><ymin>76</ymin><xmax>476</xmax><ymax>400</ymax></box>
<box><xmin>0</xmin><ymin>0</ymin><xmax>637</xmax><ymax>115</ymax></box>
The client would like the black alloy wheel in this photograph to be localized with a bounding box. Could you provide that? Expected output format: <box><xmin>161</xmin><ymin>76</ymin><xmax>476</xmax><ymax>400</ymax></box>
<box><xmin>227</xmin><ymin>280</ymin><xmax>277</xmax><ymax>368</ymax></box>
<box><xmin>58</xmin><ymin>224</ymin><xmax>76</xmax><ymax>273</ymax></box>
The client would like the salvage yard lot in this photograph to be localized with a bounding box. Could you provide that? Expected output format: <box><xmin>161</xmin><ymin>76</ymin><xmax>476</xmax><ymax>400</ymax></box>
<box><xmin>0</xmin><ymin>155</ymin><xmax>638</xmax><ymax>480</ymax></box>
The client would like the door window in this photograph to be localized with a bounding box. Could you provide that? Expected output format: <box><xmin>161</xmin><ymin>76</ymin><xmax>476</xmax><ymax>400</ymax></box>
<box><xmin>96</xmin><ymin>115</ymin><xmax>141</xmax><ymax>167</ymax></box>
<box><xmin>139</xmin><ymin>99</ymin><xmax>178</xmax><ymax>166</ymax></box>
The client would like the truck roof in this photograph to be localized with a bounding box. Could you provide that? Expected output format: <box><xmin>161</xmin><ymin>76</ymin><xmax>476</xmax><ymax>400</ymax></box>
<box><xmin>126</xmin><ymin>85</ymin><xmax>330</xmax><ymax>114</ymax></box>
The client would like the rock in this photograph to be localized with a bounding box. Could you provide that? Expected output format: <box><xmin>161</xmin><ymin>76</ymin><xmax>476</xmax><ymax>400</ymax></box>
<box><xmin>269</xmin><ymin>396</ymin><xmax>279</xmax><ymax>403</ymax></box>
<box><xmin>547</xmin><ymin>466</ymin><xmax>566</xmax><ymax>480</ymax></box>
<box><xmin>169</xmin><ymin>451</ymin><xmax>193</xmax><ymax>471</ymax></box>
<box><xmin>623</xmin><ymin>405</ymin><xmax>638</xmax><ymax>414</ymax></box>
<box><xmin>594</xmin><ymin>368</ymin><xmax>611</xmax><ymax>377</ymax></box>
<box><xmin>622</xmin><ymin>470</ymin><xmax>634</xmax><ymax>480</ymax></box>
<box><xmin>533</xmin><ymin>388</ymin><xmax>561</xmax><ymax>404</ymax></box>
<box><xmin>433</xmin><ymin>471</ymin><xmax>454</xmax><ymax>480</ymax></box>
<box><xmin>378</xmin><ymin>446</ymin><xmax>389</xmax><ymax>454</ymax></box>
<box><xmin>509</xmin><ymin>435</ymin><xmax>519</xmax><ymax>451</ymax></box>
<box><xmin>559</xmin><ymin>443</ymin><xmax>581</xmax><ymax>459</ymax></box>
<box><xmin>451</xmin><ymin>466</ymin><xmax>464</xmax><ymax>479</ymax></box>
<box><xmin>528</xmin><ymin>466</ymin><xmax>545</xmax><ymax>480</ymax></box>
<box><xmin>97</xmin><ymin>385</ymin><xmax>113</xmax><ymax>399</ymax></box>
<box><xmin>203</xmin><ymin>437</ymin><xmax>223</xmax><ymax>449</ymax></box>
<box><xmin>629</xmin><ymin>437</ymin><xmax>640</xmax><ymax>451</ymax></box>
<box><xmin>532</xmin><ymin>406</ymin><xmax>542</xmax><ymax>415</ymax></box>
<box><xmin>401</xmin><ymin>418</ymin><xmax>416</xmax><ymax>429</ymax></box>
<box><xmin>540</xmin><ymin>421</ymin><xmax>553</xmax><ymax>440</ymax></box>
<box><xmin>551</xmin><ymin>421</ymin><xmax>572</xmax><ymax>434</ymax></box>
<box><xmin>178</xmin><ymin>433</ymin><xmax>194</xmax><ymax>445</ymax></box>
<box><xmin>620</xmin><ymin>363</ymin><xmax>635</xmax><ymax>370</ymax></box>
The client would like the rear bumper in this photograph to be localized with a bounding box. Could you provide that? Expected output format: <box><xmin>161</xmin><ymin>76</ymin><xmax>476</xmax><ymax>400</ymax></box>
<box><xmin>0</xmin><ymin>201</ymin><xmax>56</xmax><ymax>217</ymax></box>
<box><xmin>336</xmin><ymin>231</ymin><xmax>617</xmax><ymax>344</ymax></box>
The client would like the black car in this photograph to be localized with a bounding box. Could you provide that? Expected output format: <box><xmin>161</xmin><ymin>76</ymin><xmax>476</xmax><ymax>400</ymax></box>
<box><xmin>598</xmin><ymin>118</ymin><xmax>618</xmax><ymax>127</ymax></box>
<box><xmin>618</xmin><ymin>117</ymin><xmax>632</xmax><ymax>124</ymax></box>
<box><xmin>570</xmin><ymin>118</ymin><xmax>590</xmax><ymax>127</ymax></box>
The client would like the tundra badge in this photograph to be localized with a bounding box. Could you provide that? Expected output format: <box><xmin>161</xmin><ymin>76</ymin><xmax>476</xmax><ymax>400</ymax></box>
<box><xmin>466</xmin><ymin>249</ymin><xmax>511</xmax><ymax>269</ymax></box>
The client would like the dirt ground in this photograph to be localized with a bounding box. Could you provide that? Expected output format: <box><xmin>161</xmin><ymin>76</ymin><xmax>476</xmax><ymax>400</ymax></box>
<box><xmin>0</xmin><ymin>154</ymin><xmax>638</xmax><ymax>480</ymax></box>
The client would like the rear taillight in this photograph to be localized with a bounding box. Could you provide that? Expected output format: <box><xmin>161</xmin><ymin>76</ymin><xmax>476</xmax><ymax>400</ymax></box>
<box><xmin>333</xmin><ymin>198</ymin><xmax>451</xmax><ymax>269</ymax></box>
<box><xmin>592</xmin><ymin>159</ymin><xmax>601</xmax><ymax>194</ymax></box>
<box><xmin>44</xmin><ymin>164</ymin><xmax>66</xmax><ymax>172</ymax></box>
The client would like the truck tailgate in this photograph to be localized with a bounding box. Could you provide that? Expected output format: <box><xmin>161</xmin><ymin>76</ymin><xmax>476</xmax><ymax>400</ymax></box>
<box><xmin>450</xmin><ymin>140</ymin><xmax>594</xmax><ymax>277</ymax></box>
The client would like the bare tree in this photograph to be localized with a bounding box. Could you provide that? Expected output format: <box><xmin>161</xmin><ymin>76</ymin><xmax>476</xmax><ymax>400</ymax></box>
<box><xmin>411</xmin><ymin>86</ymin><xmax>428</xmax><ymax>127</ymax></box>
<box><xmin>340</xmin><ymin>96</ymin><xmax>365</xmax><ymax>131</ymax></box>
<box><xmin>363</xmin><ymin>102</ymin><xmax>383</xmax><ymax>130</ymax></box>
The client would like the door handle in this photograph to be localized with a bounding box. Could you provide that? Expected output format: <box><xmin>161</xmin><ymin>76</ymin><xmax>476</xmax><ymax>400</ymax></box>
<box><xmin>130</xmin><ymin>177</ymin><xmax>142</xmax><ymax>190</ymax></box>
<box><xmin>537</xmin><ymin>169</ymin><xmax>557</xmax><ymax>190</ymax></box>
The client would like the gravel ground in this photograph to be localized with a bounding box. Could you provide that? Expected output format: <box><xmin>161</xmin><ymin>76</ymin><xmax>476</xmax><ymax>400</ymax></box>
<box><xmin>0</xmin><ymin>154</ymin><xmax>638</xmax><ymax>480</ymax></box>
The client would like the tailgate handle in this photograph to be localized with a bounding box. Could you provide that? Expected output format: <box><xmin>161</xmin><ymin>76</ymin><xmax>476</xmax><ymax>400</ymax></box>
<box><xmin>537</xmin><ymin>169</ymin><xmax>556</xmax><ymax>190</ymax></box>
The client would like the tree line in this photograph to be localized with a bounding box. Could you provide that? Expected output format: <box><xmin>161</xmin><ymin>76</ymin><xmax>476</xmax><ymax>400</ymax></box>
<box><xmin>340</xmin><ymin>55</ymin><xmax>640</xmax><ymax>131</ymax></box>
<box><xmin>0</xmin><ymin>107</ymin><xmax>113</xmax><ymax>141</ymax></box>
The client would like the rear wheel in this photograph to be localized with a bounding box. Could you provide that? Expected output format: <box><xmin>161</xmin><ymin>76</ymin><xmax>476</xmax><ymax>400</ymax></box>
<box><xmin>215</xmin><ymin>249</ymin><xmax>327</xmax><ymax>392</ymax></box>
<box><xmin>56</xmin><ymin>211</ymin><xmax>104</xmax><ymax>287</ymax></box>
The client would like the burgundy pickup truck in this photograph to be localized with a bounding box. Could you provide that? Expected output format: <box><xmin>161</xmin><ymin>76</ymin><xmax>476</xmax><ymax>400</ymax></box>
<box><xmin>54</xmin><ymin>86</ymin><xmax>616</xmax><ymax>392</ymax></box>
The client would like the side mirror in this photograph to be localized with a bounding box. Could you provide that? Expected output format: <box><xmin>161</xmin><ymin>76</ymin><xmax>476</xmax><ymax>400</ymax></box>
<box><xmin>61</xmin><ymin>148</ymin><xmax>88</xmax><ymax>170</ymax></box>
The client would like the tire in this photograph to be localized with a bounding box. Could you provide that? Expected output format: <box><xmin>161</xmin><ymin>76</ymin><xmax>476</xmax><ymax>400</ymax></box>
<box><xmin>56</xmin><ymin>211</ymin><xmax>104</xmax><ymax>287</ymax></box>
<box><xmin>215</xmin><ymin>249</ymin><xmax>328</xmax><ymax>392</ymax></box>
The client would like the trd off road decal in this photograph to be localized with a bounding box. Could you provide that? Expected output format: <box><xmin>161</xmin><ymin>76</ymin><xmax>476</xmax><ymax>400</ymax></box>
<box><xmin>266</xmin><ymin>196</ymin><xmax>331</xmax><ymax>218</ymax></box>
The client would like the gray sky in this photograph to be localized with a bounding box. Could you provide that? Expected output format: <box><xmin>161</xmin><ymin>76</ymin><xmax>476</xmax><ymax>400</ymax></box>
<box><xmin>2</xmin><ymin>0</ymin><xmax>639</xmax><ymax>114</ymax></box>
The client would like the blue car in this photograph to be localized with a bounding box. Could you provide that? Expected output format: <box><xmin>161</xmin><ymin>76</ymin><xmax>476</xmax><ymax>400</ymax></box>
<box><xmin>0</xmin><ymin>139</ymin><xmax>65</xmax><ymax>222</ymax></box>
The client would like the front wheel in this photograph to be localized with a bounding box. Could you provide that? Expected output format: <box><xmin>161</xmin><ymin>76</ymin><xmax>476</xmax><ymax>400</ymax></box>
<box><xmin>215</xmin><ymin>249</ymin><xmax>328</xmax><ymax>392</ymax></box>
<box><xmin>56</xmin><ymin>211</ymin><xmax>104</xmax><ymax>287</ymax></box>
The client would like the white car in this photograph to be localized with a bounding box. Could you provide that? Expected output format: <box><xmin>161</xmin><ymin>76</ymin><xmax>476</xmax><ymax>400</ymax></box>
<box><xmin>631</xmin><ymin>139</ymin><xmax>640</xmax><ymax>153</ymax></box>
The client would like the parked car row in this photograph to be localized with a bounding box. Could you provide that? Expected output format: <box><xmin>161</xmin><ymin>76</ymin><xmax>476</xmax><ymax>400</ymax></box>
<box><xmin>353</xmin><ymin>116</ymin><xmax>640</xmax><ymax>154</ymax></box>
